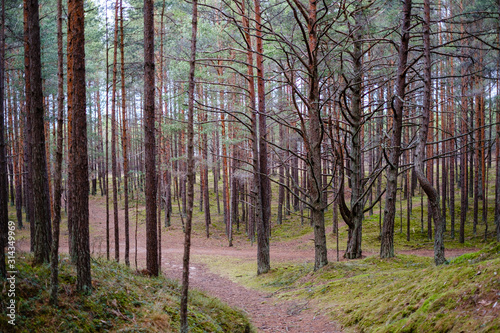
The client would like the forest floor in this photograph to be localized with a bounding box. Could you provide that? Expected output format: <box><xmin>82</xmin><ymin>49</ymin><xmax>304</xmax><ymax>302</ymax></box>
<box><xmin>16</xmin><ymin>196</ymin><xmax>481</xmax><ymax>332</ymax></box>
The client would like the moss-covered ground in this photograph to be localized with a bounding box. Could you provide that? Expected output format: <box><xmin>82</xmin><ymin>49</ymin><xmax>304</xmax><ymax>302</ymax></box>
<box><xmin>0</xmin><ymin>255</ymin><xmax>253</xmax><ymax>333</ymax></box>
<box><xmin>200</xmin><ymin>244</ymin><xmax>500</xmax><ymax>332</ymax></box>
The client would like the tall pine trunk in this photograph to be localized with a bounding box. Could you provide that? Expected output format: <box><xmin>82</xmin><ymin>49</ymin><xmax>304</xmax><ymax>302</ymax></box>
<box><xmin>26</xmin><ymin>0</ymin><xmax>52</xmax><ymax>265</ymax></box>
<box><xmin>144</xmin><ymin>0</ymin><xmax>158</xmax><ymax>276</ymax></box>
<box><xmin>255</xmin><ymin>0</ymin><xmax>270</xmax><ymax>274</ymax></box>
<box><xmin>67</xmin><ymin>0</ymin><xmax>91</xmax><ymax>291</ymax></box>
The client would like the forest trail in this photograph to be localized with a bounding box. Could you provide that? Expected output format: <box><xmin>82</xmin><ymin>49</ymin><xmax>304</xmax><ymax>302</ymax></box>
<box><xmin>18</xmin><ymin>197</ymin><xmax>475</xmax><ymax>332</ymax></box>
<box><xmin>85</xmin><ymin>197</ymin><xmax>342</xmax><ymax>332</ymax></box>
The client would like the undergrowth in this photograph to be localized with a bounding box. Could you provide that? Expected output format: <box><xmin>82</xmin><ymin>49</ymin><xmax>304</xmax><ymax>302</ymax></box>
<box><xmin>0</xmin><ymin>254</ymin><xmax>253</xmax><ymax>333</ymax></box>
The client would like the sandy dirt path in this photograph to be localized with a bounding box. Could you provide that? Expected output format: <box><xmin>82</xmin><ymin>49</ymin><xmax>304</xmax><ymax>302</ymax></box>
<box><xmin>18</xmin><ymin>197</ymin><xmax>476</xmax><ymax>332</ymax></box>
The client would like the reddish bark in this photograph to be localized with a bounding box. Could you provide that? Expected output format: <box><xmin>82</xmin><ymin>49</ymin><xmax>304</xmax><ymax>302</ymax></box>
<box><xmin>67</xmin><ymin>0</ymin><xmax>91</xmax><ymax>290</ymax></box>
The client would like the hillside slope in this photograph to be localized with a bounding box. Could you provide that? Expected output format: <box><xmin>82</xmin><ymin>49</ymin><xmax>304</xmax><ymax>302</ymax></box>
<box><xmin>0</xmin><ymin>255</ymin><xmax>253</xmax><ymax>333</ymax></box>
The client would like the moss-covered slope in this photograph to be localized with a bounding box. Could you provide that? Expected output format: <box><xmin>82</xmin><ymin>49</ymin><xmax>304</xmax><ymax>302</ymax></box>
<box><xmin>0</xmin><ymin>255</ymin><xmax>253</xmax><ymax>333</ymax></box>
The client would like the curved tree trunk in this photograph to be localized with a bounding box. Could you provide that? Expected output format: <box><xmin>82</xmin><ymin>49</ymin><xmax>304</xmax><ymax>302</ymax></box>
<box><xmin>380</xmin><ymin>0</ymin><xmax>412</xmax><ymax>259</ymax></box>
<box><xmin>415</xmin><ymin>0</ymin><xmax>445</xmax><ymax>266</ymax></box>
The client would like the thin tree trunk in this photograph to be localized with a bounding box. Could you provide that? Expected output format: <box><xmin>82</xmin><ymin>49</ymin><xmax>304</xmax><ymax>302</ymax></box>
<box><xmin>119</xmin><ymin>0</ymin><xmax>130</xmax><ymax>266</ymax></box>
<box><xmin>180</xmin><ymin>1</ymin><xmax>198</xmax><ymax>331</ymax></box>
<box><xmin>220</xmin><ymin>86</ymin><xmax>231</xmax><ymax>245</ymax></box>
<box><xmin>50</xmin><ymin>0</ymin><xmax>64</xmax><ymax>304</ymax></box>
<box><xmin>0</xmin><ymin>0</ymin><xmax>7</xmax><ymax>279</ymax></box>
<box><xmin>449</xmin><ymin>57</ymin><xmax>456</xmax><ymax>239</ymax></box>
<box><xmin>11</xmin><ymin>80</ymin><xmax>23</xmax><ymax>230</ymax></box>
<box><xmin>277</xmin><ymin>124</ymin><xmax>285</xmax><ymax>225</ymax></box>
<box><xmin>202</xmin><ymin>108</ymin><xmax>210</xmax><ymax>237</ymax></box>
<box><xmin>214</xmin><ymin>127</ymin><xmax>220</xmax><ymax>215</ymax></box>
<box><xmin>111</xmin><ymin>0</ymin><xmax>120</xmax><ymax>262</ymax></box>
<box><xmin>459</xmin><ymin>4</ymin><xmax>468</xmax><ymax>243</ymax></box>
<box><xmin>105</xmin><ymin>0</ymin><xmax>110</xmax><ymax>260</ymax></box>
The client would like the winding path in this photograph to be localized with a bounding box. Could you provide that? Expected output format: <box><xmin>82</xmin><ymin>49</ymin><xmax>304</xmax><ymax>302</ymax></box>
<box><xmin>18</xmin><ymin>197</ymin><xmax>474</xmax><ymax>332</ymax></box>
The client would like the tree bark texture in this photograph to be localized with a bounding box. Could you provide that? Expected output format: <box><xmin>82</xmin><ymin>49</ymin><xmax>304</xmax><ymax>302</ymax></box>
<box><xmin>144</xmin><ymin>0</ymin><xmax>158</xmax><ymax>277</ymax></box>
<box><xmin>380</xmin><ymin>0</ymin><xmax>412</xmax><ymax>259</ymax></box>
<box><xmin>26</xmin><ymin>0</ymin><xmax>52</xmax><ymax>265</ymax></box>
<box><xmin>415</xmin><ymin>0</ymin><xmax>446</xmax><ymax>265</ymax></box>
<box><xmin>67</xmin><ymin>0</ymin><xmax>91</xmax><ymax>291</ymax></box>
<box><xmin>255</xmin><ymin>0</ymin><xmax>270</xmax><ymax>274</ymax></box>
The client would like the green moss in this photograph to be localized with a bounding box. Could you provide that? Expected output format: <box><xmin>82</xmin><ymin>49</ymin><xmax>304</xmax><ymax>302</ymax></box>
<box><xmin>1</xmin><ymin>254</ymin><xmax>254</xmax><ymax>333</ymax></box>
<box><xmin>201</xmin><ymin>249</ymin><xmax>500</xmax><ymax>333</ymax></box>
